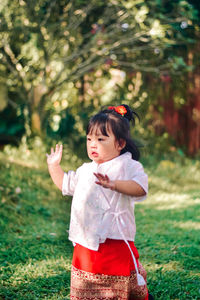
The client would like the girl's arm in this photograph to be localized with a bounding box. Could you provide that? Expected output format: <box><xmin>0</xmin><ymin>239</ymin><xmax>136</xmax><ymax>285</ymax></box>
<box><xmin>47</xmin><ymin>144</ymin><xmax>64</xmax><ymax>191</ymax></box>
<box><xmin>94</xmin><ymin>173</ymin><xmax>146</xmax><ymax>197</ymax></box>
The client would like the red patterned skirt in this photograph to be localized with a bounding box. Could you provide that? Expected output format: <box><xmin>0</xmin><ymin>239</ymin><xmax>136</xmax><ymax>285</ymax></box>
<box><xmin>70</xmin><ymin>239</ymin><xmax>148</xmax><ymax>299</ymax></box>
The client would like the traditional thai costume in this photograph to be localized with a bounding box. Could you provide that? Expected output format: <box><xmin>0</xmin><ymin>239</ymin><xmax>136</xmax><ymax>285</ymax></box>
<box><xmin>62</xmin><ymin>152</ymin><xmax>149</xmax><ymax>299</ymax></box>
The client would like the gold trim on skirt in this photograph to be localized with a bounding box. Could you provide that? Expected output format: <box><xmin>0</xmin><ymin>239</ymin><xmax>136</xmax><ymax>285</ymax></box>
<box><xmin>70</xmin><ymin>264</ymin><xmax>148</xmax><ymax>300</ymax></box>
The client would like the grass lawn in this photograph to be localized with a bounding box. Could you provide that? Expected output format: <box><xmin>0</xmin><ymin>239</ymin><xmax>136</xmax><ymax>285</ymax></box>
<box><xmin>0</xmin><ymin>150</ymin><xmax>199</xmax><ymax>299</ymax></box>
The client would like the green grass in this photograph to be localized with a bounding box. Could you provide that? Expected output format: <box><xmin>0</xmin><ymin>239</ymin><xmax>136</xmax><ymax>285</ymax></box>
<box><xmin>136</xmin><ymin>158</ymin><xmax>200</xmax><ymax>299</ymax></box>
<box><xmin>0</xmin><ymin>150</ymin><xmax>200</xmax><ymax>299</ymax></box>
<box><xmin>0</xmin><ymin>153</ymin><xmax>73</xmax><ymax>299</ymax></box>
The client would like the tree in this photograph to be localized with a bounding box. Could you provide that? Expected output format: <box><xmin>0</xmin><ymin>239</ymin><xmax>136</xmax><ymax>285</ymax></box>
<box><xmin>0</xmin><ymin>0</ymin><xmax>189</xmax><ymax>137</ymax></box>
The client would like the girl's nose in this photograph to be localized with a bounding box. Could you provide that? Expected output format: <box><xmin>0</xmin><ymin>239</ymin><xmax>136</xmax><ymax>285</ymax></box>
<box><xmin>91</xmin><ymin>140</ymin><xmax>97</xmax><ymax>148</ymax></box>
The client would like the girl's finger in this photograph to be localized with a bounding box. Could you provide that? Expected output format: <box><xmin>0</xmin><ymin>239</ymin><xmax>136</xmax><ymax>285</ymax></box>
<box><xmin>105</xmin><ymin>175</ymin><xmax>109</xmax><ymax>180</ymax></box>
<box><xmin>55</xmin><ymin>144</ymin><xmax>59</xmax><ymax>152</ymax></box>
<box><xmin>94</xmin><ymin>173</ymin><xmax>101</xmax><ymax>179</ymax></box>
<box><xmin>95</xmin><ymin>181</ymin><xmax>101</xmax><ymax>185</ymax></box>
<box><xmin>51</xmin><ymin>148</ymin><xmax>54</xmax><ymax>154</ymax></box>
<box><xmin>97</xmin><ymin>173</ymin><xmax>105</xmax><ymax>179</ymax></box>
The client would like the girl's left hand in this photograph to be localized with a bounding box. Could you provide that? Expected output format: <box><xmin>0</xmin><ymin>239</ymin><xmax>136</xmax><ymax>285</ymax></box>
<box><xmin>94</xmin><ymin>173</ymin><xmax>115</xmax><ymax>190</ymax></box>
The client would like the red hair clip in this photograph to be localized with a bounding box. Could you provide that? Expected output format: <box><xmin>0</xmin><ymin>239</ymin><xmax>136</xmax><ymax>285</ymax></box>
<box><xmin>108</xmin><ymin>105</ymin><xmax>127</xmax><ymax>117</ymax></box>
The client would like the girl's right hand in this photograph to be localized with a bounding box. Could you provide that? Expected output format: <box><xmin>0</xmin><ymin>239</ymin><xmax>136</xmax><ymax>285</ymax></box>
<box><xmin>46</xmin><ymin>144</ymin><xmax>63</xmax><ymax>166</ymax></box>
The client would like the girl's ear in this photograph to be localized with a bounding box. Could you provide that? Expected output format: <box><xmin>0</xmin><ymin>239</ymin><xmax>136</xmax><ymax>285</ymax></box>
<box><xmin>117</xmin><ymin>139</ymin><xmax>126</xmax><ymax>151</ymax></box>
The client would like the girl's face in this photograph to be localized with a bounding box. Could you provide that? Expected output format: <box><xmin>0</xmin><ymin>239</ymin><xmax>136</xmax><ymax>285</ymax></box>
<box><xmin>87</xmin><ymin>126</ymin><xmax>125</xmax><ymax>164</ymax></box>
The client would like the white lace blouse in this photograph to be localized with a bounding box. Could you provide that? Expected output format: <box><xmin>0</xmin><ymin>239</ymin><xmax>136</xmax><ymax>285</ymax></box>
<box><xmin>62</xmin><ymin>152</ymin><xmax>148</xmax><ymax>251</ymax></box>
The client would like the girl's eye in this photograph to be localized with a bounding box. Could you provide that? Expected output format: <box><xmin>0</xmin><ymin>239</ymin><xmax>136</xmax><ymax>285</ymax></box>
<box><xmin>98</xmin><ymin>138</ymin><xmax>104</xmax><ymax>141</ymax></box>
<box><xmin>87</xmin><ymin>137</ymin><xmax>91</xmax><ymax>141</ymax></box>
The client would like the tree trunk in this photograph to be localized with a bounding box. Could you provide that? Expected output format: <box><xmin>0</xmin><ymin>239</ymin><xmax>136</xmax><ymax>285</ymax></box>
<box><xmin>162</xmin><ymin>70</ymin><xmax>200</xmax><ymax>156</ymax></box>
<box><xmin>29</xmin><ymin>84</ymin><xmax>48</xmax><ymax>136</ymax></box>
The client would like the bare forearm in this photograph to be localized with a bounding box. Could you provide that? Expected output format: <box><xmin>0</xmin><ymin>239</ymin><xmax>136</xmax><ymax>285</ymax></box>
<box><xmin>48</xmin><ymin>164</ymin><xmax>64</xmax><ymax>191</ymax></box>
<box><xmin>113</xmin><ymin>180</ymin><xmax>146</xmax><ymax>197</ymax></box>
<box><xmin>94</xmin><ymin>173</ymin><xmax>146</xmax><ymax>197</ymax></box>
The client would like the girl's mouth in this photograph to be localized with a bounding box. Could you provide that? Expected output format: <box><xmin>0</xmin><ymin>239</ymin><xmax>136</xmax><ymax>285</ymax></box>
<box><xmin>92</xmin><ymin>151</ymin><xmax>98</xmax><ymax>156</ymax></box>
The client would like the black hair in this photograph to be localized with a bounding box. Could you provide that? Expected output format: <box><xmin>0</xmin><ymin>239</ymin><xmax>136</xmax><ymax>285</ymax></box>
<box><xmin>86</xmin><ymin>104</ymin><xmax>140</xmax><ymax>161</ymax></box>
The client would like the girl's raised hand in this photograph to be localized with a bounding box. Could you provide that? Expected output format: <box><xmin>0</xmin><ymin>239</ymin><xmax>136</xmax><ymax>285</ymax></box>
<box><xmin>46</xmin><ymin>144</ymin><xmax>63</xmax><ymax>166</ymax></box>
<box><xmin>94</xmin><ymin>173</ymin><xmax>115</xmax><ymax>190</ymax></box>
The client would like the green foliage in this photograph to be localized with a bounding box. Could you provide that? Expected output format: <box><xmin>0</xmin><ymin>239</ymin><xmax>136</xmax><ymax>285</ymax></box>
<box><xmin>0</xmin><ymin>0</ymin><xmax>199</xmax><ymax>155</ymax></box>
<box><xmin>0</xmin><ymin>149</ymin><xmax>200</xmax><ymax>299</ymax></box>
<box><xmin>0</xmin><ymin>1</ymin><xmax>196</xmax><ymax>123</ymax></box>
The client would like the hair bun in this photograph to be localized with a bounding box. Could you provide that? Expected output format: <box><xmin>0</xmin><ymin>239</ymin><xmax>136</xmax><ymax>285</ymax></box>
<box><xmin>107</xmin><ymin>104</ymin><xmax>139</xmax><ymax>125</ymax></box>
<box><xmin>121</xmin><ymin>104</ymin><xmax>139</xmax><ymax>125</ymax></box>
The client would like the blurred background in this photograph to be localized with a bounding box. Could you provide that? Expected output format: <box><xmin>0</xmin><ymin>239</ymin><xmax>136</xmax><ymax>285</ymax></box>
<box><xmin>0</xmin><ymin>2</ymin><xmax>200</xmax><ymax>299</ymax></box>
<box><xmin>0</xmin><ymin>0</ymin><xmax>200</xmax><ymax>163</ymax></box>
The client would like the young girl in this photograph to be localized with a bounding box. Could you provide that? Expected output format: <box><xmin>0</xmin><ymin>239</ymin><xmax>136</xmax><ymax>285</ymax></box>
<box><xmin>47</xmin><ymin>104</ymin><xmax>150</xmax><ymax>300</ymax></box>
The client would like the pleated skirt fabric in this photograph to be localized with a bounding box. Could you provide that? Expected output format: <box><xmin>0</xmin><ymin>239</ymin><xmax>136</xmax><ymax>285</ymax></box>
<box><xmin>70</xmin><ymin>239</ymin><xmax>148</xmax><ymax>300</ymax></box>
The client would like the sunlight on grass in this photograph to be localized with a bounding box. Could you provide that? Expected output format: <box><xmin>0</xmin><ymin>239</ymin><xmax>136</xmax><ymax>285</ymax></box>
<box><xmin>146</xmin><ymin>261</ymin><xmax>180</xmax><ymax>272</ymax></box>
<box><xmin>10</xmin><ymin>257</ymin><xmax>71</xmax><ymax>284</ymax></box>
<box><xmin>148</xmin><ymin>192</ymin><xmax>199</xmax><ymax>210</ymax></box>
<box><xmin>5</xmin><ymin>156</ymin><xmax>41</xmax><ymax>169</ymax></box>
<box><xmin>154</xmin><ymin>261</ymin><xmax>199</xmax><ymax>276</ymax></box>
<box><xmin>174</xmin><ymin>221</ymin><xmax>200</xmax><ymax>230</ymax></box>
